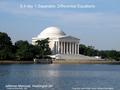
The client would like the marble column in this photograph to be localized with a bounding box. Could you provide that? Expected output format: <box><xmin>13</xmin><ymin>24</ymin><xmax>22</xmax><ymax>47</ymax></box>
<box><xmin>62</xmin><ymin>42</ymin><xmax>63</xmax><ymax>54</ymax></box>
<box><xmin>57</xmin><ymin>41</ymin><xmax>58</xmax><ymax>54</ymax></box>
<box><xmin>74</xmin><ymin>43</ymin><xmax>75</xmax><ymax>54</ymax></box>
<box><xmin>71</xmin><ymin>42</ymin><xmax>72</xmax><ymax>54</ymax></box>
<box><xmin>67</xmin><ymin>42</ymin><xmax>69</xmax><ymax>54</ymax></box>
<box><xmin>70</xmin><ymin>42</ymin><xmax>71</xmax><ymax>54</ymax></box>
<box><xmin>75</xmin><ymin>43</ymin><xmax>76</xmax><ymax>55</ymax></box>
<box><xmin>59</xmin><ymin>41</ymin><xmax>61</xmax><ymax>54</ymax></box>
<box><xmin>78</xmin><ymin>43</ymin><xmax>79</xmax><ymax>55</ymax></box>
<box><xmin>58</xmin><ymin>41</ymin><xmax>60</xmax><ymax>54</ymax></box>
<box><xmin>68</xmin><ymin>42</ymin><xmax>70</xmax><ymax>54</ymax></box>
<box><xmin>54</xmin><ymin>41</ymin><xmax>56</xmax><ymax>54</ymax></box>
<box><xmin>66</xmin><ymin>42</ymin><xmax>68</xmax><ymax>54</ymax></box>
<box><xmin>60</xmin><ymin>42</ymin><xmax>63</xmax><ymax>54</ymax></box>
<box><xmin>55</xmin><ymin>41</ymin><xmax>57</xmax><ymax>54</ymax></box>
<box><xmin>60</xmin><ymin>42</ymin><xmax>62</xmax><ymax>54</ymax></box>
<box><xmin>64</xmin><ymin>42</ymin><xmax>65</xmax><ymax>54</ymax></box>
<box><xmin>72</xmin><ymin>43</ymin><xmax>74</xmax><ymax>54</ymax></box>
<box><xmin>61</xmin><ymin>41</ymin><xmax>63</xmax><ymax>54</ymax></box>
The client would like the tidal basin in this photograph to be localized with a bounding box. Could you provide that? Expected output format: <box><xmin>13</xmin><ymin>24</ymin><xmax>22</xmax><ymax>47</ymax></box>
<box><xmin>0</xmin><ymin>64</ymin><xmax>120</xmax><ymax>90</ymax></box>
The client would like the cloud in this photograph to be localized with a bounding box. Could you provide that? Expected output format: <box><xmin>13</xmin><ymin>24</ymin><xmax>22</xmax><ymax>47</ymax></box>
<box><xmin>1</xmin><ymin>1</ymin><xmax>120</xmax><ymax>35</ymax></box>
<box><xmin>1</xmin><ymin>1</ymin><xmax>120</xmax><ymax>32</ymax></box>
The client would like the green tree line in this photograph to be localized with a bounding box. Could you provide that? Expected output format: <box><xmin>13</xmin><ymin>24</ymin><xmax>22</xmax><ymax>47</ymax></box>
<box><xmin>79</xmin><ymin>44</ymin><xmax>120</xmax><ymax>61</ymax></box>
<box><xmin>0</xmin><ymin>32</ymin><xmax>51</xmax><ymax>61</ymax></box>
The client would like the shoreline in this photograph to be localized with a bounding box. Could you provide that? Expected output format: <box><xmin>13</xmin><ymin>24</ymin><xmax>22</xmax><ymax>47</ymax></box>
<box><xmin>53</xmin><ymin>60</ymin><xmax>120</xmax><ymax>64</ymax></box>
<box><xmin>0</xmin><ymin>60</ymin><xmax>120</xmax><ymax>64</ymax></box>
<box><xmin>0</xmin><ymin>61</ymin><xmax>34</xmax><ymax>64</ymax></box>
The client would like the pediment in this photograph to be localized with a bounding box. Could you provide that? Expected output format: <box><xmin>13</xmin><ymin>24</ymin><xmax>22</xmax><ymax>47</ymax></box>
<box><xmin>59</xmin><ymin>35</ymin><xmax>80</xmax><ymax>40</ymax></box>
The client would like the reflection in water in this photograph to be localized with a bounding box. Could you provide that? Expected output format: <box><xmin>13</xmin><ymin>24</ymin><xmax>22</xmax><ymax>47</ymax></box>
<box><xmin>48</xmin><ymin>70</ymin><xmax>59</xmax><ymax>77</ymax></box>
<box><xmin>0</xmin><ymin>64</ymin><xmax>120</xmax><ymax>90</ymax></box>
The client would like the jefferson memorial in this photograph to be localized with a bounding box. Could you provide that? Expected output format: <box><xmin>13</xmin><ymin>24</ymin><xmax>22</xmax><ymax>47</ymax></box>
<box><xmin>32</xmin><ymin>26</ymin><xmax>97</xmax><ymax>60</ymax></box>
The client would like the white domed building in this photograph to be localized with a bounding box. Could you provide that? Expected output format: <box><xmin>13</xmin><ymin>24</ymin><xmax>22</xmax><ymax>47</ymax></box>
<box><xmin>32</xmin><ymin>26</ymin><xmax>98</xmax><ymax>60</ymax></box>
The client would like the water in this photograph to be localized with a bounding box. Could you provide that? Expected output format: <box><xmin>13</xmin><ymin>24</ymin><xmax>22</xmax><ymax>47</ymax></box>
<box><xmin>0</xmin><ymin>64</ymin><xmax>120</xmax><ymax>90</ymax></box>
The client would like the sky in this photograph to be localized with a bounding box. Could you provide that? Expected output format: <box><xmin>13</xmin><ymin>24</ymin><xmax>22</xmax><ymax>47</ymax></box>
<box><xmin>0</xmin><ymin>0</ymin><xmax>120</xmax><ymax>50</ymax></box>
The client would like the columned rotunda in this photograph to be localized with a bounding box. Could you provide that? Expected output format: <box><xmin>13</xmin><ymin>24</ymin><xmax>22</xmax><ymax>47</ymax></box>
<box><xmin>32</xmin><ymin>26</ymin><xmax>80</xmax><ymax>55</ymax></box>
<box><xmin>32</xmin><ymin>26</ymin><xmax>97</xmax><ymax>60</ymax></box>
<box><xmin>32</xmin><ymin>27</ymin><xmax>80</xmax><ymax>59</ymax></box>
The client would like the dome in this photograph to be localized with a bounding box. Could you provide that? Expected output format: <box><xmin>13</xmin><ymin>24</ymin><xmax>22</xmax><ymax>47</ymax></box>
<box><xmin>38</xmin><ymin>26</ymin><xmax>66</xmax><ymax>38</ymax></box>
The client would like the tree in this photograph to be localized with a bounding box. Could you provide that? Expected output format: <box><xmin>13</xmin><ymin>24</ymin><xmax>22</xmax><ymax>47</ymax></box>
<box><xmin>15</xmin><ymin>40</ymin><xmax>35</xmax><ymax>60</ymax></box>
<box><xmin>79</xmin><ymin>44</ymin><xmax>97</xmax><ymax>56</ymax></box>
<box><xmin>35</xmin><ymin>38</ymin><xmax>51</xmax><ymax>58</ymax></box>
<box><xmin>99</xmin><ymin>50</ymin><xmax>120</xmax><ymax>60</ymax></box>
<box><xmin>79</xmin><ymin>44</ymin><xmax>120</xmax><ymax>61</ymax></box>
<box><xmin>79</xmin><ymin>44</ymin><xmax>87</xmax><ymax>55</ymax></box>
<box><xmin>0</xmin><ymin>32</ymin><xmax>14</xmax><ymax>60</ymax></box>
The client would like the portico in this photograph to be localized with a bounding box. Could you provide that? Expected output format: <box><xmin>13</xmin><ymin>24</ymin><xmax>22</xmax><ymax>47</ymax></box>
<box><xmin>54</xmin><ymin>40</ymin><xmax>79</xmax><ymax>55</ymax></box>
